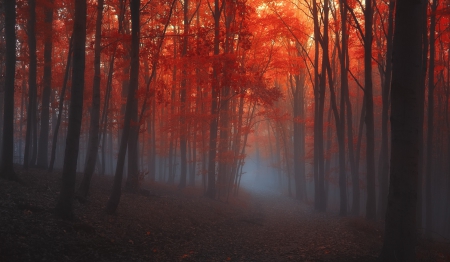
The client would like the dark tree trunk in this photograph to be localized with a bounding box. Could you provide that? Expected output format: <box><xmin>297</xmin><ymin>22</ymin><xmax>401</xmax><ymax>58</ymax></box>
<box><xmin>312</xmin><ymin>0</ymin><xmax>325</xmax><ymax>212</ymax></box>
<box><xmin>48</xmin><ymin>38</ymin><xmax>73</xmax><ymax>173</ymax></box>
<box><xmin>379</xmin><ymin>0</ymin><xmax>423</xmax><ymax>259</ymax></box>
<box><xmin>0</xmin><ymin>0</ymin><xmax>19</xmax><ymax>181</ymax></box>
<box><xmin>24</xmin><ymin>0</ymin><xmax>38</xmax><ymax>169</ymax></box>
<box><xmin>416</xmin><ymin>1</ymin><xmax>428</xmax><ymax>231</ymax></box>
<box><xmin>78</xmin><ymin>0</ymin><xmax>104</xmax><ymax>198</ymax></box>
<box><xmin>105</xmin><ymin>0</ymin><xmax>140</xmax><ymax>214</ymax></box>
<box><xmin>178</xmin><ymin>0</ymin><xmax>190</xmax><ymax>189</ymax></box>
<box><xmin>353</xmin><ymin>98</ymin><xmax>365</xmax><ymax>215</ymax></box>
<box><xmin>293</xmin><ymin>73</ymin><xmax>306</xmax><ymax>201</ymax></box>
<box><xmin>425</xmin><ymin>0</ymin><xmax>437</xmax><ymax>238</ymax></box>
<box><xmin>36</xmin><ymin>0</ymin><xmax>54</xmax><ymax>168</ymax></box>
<box><xmin>55</xmin><ymin>0</ymin><xmax>87</xmax><ymax>220</ymax></box>
<box><xmin>364</xmin><ymin>0</ymin><xmax>376</xmax><ymax>220</ymax></box>
<box><xmin>205</xmin><ymin>0</ymin><xmax>222</xmax><ymax>199</ymax></box>
<box><xmin>378</xmin><ymin>0</ymin><xmax>394</xmax><ymax>220</ymax></box>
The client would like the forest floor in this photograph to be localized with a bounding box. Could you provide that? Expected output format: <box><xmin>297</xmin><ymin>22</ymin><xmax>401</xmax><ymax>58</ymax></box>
<box><xmin>0</xmin><ymin>166</ymin><xmax>449</xmax><ymax>262</ymax></box>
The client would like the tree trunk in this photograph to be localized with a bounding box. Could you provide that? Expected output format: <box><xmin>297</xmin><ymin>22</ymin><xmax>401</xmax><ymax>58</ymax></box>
<box><xmin>0</xmin><ymin>0</ymin><xmax>18</xmax><ymax>181</ymax></box>
<box><xmin>293</xmin><ymin>72</ymin><xmax>306</xmax><ymax>201</ymax></box>
<box><xmin>425</xmin><ymin>0</ymin><xmax>437</xmax><ymax>238</ymax></box>
<box><xmin>378</xmin><ymin>0</ymin><xmax>394</xmax><ymax>220</ymax></box>
<box><xmin>178</xmin><ymin>0</ymin><xmax>190</xmax><ymax>189</ymax></box>
<box><xmin>36</xmin><ymin>0</ymin><xmax>54</xmax><ymax>168</ymax></box>
<box><xmin>364</xmin><ymin>0</ymin><xmax>376</xmax><ymax>220</ymax></box>
<box><xmin>205</xmin><ymin>0</ymin><xmax>222</xmax><ymax>199</ymax></box>
<box><xmin>379</xmin><ymin>0</ymin><xmax>423</xmax><ymax>259</ymax></box>
<box><xmin>105</xmin><ymin>0</ymin><xmax>140</xmax><ymax>214</ymax></box>
<box><xmin>55</xmin><ymin>0</ymin><xmax>87</xmax><ymax>220</ymax></box>
<box><xmin>78</xmin><ymin>0</ymin><xmax>104</xmax><ymax>198</ymax></box>
<box><xmin>24</xmin><ymin>0</ymin><xmax>38</xmax><ymax>169</ymax></box>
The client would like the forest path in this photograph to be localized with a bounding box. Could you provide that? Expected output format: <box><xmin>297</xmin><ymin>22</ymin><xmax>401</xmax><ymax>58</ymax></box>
<box><xmin>0</xmin><ymin>167</ymin><xmax>447</xmax><ymax>262</ymax></box>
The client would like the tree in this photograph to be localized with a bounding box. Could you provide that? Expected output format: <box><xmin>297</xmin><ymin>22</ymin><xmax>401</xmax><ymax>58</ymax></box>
<box><xmin>55</xmin><ymin>0</ymin><xmax>87</xmax><ymax>219</ymax></box>
<box><xmin>106</xmin><ymin>0</ymin><xmax>140</xmax><ymax>214</ymax></box>
<box><xmin>425</xmin><ymin>0</ymin><xmax>438</xmax><ymax>238</ymax></box>
<box><xmin>24</xmin><ymin>0</ymin><xmax>38</xmax><ymax>169</ymax></box>
<box><xmin>36</xmin><ymin>0</ymin><xmax>54</xmax><ymax>168</ymax></box>
<box><xmin>380</xmin><ymin>0</ymin><xmax>423</xmax><ymax>260</ymax></box>
<box><xmin>205</xmin><ymin>0</ymin><xmax>223</xmax><ymax>199</ymax></box>
<box><xmin>364</xmin><ymin>0</ymin><xmax>376</xmax><ymax>220</ymax></box>
<box><xmin>78</xmin><ymin>0</ymin><xmax>104</xmax><ymax>199</ymax></box>
<box><xmin>0</xmin><ymin>0</ymin><xmax>19</xmax><ymax>181</ymax></box>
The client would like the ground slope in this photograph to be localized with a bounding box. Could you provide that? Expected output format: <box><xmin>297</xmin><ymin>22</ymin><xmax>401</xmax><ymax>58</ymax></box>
<box><xmin>0</xmin><ymin>166</ymin><xmax>448</xmax><ymax>261</ymax></box>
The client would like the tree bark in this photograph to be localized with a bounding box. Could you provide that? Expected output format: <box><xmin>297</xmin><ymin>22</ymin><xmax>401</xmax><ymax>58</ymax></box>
<box><xmin>380</xmin><ymin>0</ymin><xmax>423</xmax><ymax>259</ymax></box>
<box><xmin>106</xmin><ymin>0</ymin><xmax>140</xmax><ymax>214</ymax></box>
<box><xmin>24</xmin><ymin>0</ymin><xmax>38</xmax><ymax>169</ymax></box>
<box><xmin>48</xmin><ymin>37</ymin><xmax>73</xmax><ymax>173</ymax></box>
<box><xmin>36</xmin><ymin>0</ymin><xmax>54</xmax><ymax>168</ymax></box>
<box><xmin>78</xmin><ymin>0</ymin><xmax>104</xmax><ymax>198</ymax></box>
<box><xmin>364</xmin><ymin>0</ymin><xmax>376</xmax><ymax>220</ymax></box>
<box><xmin>377</xmin><ymin>0</ymin><xmax>394</xmax><ymax>220</ymax></box>
<box><xmin>55</xmin><ymin>0</ymin><xmax>87</xmax><ymax>220</ymax></box>
<box><xmin>205</xmin><ymin>0</ymin><xmax>222</xmax><ymax>199</ymax></box>
<box><xmin>0</xmin><ymin>0</ymin><xmax>19</xmax><ymax>181</ymax></box>
<box><xmin>425</xmin><ymin>0</ymin><xmax>438</xmax><ymax>239</ymax></box>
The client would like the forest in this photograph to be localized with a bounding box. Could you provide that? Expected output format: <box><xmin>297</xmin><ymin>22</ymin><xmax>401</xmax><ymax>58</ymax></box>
<box><xmin>0</xmin><ymin>0</ymin><xmax>450</xmax><ymax>260</ymax></box>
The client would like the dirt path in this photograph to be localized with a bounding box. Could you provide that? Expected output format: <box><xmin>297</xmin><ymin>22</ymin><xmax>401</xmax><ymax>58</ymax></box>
<box><xmin>0</xmin><ymin>167</ymin><xmax>448</xmax><ymax>261</ymax></box>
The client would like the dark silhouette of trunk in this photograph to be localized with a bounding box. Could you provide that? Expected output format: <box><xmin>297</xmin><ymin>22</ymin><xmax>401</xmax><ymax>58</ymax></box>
<box><xmin>293</xmin><ymin>73</ymin><xmax>306</xmax><ymax>201</ymax></box>
<box><xmin>380</xmin><ymin>0</ymin><xmax>423</xmax><ymax>259</ymax></box>
<box><xmin>100</xmin><ymin>51</ymin><xmax>115</xmax><ymax>176</ymax></box>
<box><xmin>416</xmin><ymin>1</ymin><xmax>428</xmax><ymax>231</ymax></box>
<box><xmin>205</xmin><ymin>0</ymin><xmax>222</xmax><ymax>199</ymax></box>
<box><xmin>312</xmin><ymin>0</ymin><xmax>325</xmax><ymax>212</ymax></box>
<box><xmin>364</xmin><ymin>0</ymin><xmax>376</xmax><ymax>220</ymax></box>
<box><xmin>48</xmin><ymin>38</ymin><xmax>73</xmax><ymax>173</ymax></box>
<box><xmin>326</xmin><ymin>0</ymin><xmax>348</xmax><ymax>216</ymax></box>
<box><xmin>377</xmin><ymin>0</ymin><xmax>394</xmax><ymax>220</ymax></box>
<box><xmin>36</xmin><ymin>0</ymin><xmax>54</xmax><ymax>168</ymax></box>
<box><xmin>24</xmin><ymin>0</ymin><xmax>38</xmax><ymax>169</ymax></box>
<box><xmin>55</xmin><ymin>0</ymin><xmax>86</xmax><ymax>220</ymax></box>
<box><xmin>178</xmin><ymin>0</ymin><xmax>190</xmax><ymax>189</ymax></box>
<box><xmin>352</xmin><ymin>98</ymin><xmax>365</xmax><ymax>215</ymax></box>
<box><xmin>0</xmin><ymin>0</ymin><xmax>19</xmax><ymax>181</ymax></box>
<box><xmin>0</xmin><ymin>3</ymin><xmax>4</xmax><ymax>162</ymax></box>
<box><xmin>105</xmin><ymin>0</ymin><xmax>140</xmax><ymax>214</ymax></box>
<box><xmin>425</xmin><ymin>0</ymin><xmax>437</xmax><ymax>239</ymax></box>
<box><xmin>78</xmin><ymin>0</ymin><xmax>104</xmax><ymax>198</ymax></box>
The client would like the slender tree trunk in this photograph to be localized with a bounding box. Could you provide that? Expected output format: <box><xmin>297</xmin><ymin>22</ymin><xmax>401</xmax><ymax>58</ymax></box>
<box><xmin>0</xmin><ymin>0</ymin><xmax>18</xmax><ymax>181</ymax></box>
<box><xmin>24</xmin><ymin>0</ymin><xmax>37</xmax><ymax>169</ymax></box>
<box><xmin>425</xmin><ymin>0</ymin><xmax>437</xmax><ymax>238</ymax></box>
<box><xmin>49</xmin><ymin>38</ymin><xmax>73</xmax><ymax>172</ymax></box>
<box><xmin>55</xmin><ymin>0</ymin><xmax>87</xmax><ymax>219</ymax></box>
<box><xmin>293</xmin><ymin>72</ymin><xmax>306</xmax><ymax>201</ymax></box>
<box><xmin>378</xmin><ymin>0</ymin><xmax>394</xmax><ymax>219</ymax></box>
<box><xmin>36</xmin><ymin>0</ymin><xmax>54</xmax><ymax>168</ymax></box>
<box><xmin>106</xmin><ymin>0</ymin><xmax>140</xmax><ymax>214</ymax></box>
<box><xmin>380</xmin><ymin>0</ymin><xmax>423</xmax><ymax>259</ymax></box>
<box><xmin>364</xmin><ymin>0</ymin><xmax>376</xmax><ymax>220</ymax></box>
<box><xmin>205</xmin><ymin>0</ymin><xmax>222</xmax><ymax>199</ymax></box>
<box><xmin>416</xmin><ymin>1</ymin><xmax>428</xmax><ymax>231</ymax></box>
<box><xmin>352</xmin><ymin>98</ymin><xmax>365</xmax><ymax>215</ymax></box>
<box><xmin>178</xmin><ymin>0</ymin><xmax>190</xmax><ymax>189</ymax></box>
<box><xmin>78</xmin><ymin>0</ymin><xmax>104</xmax><ymax>198</ymax></box>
